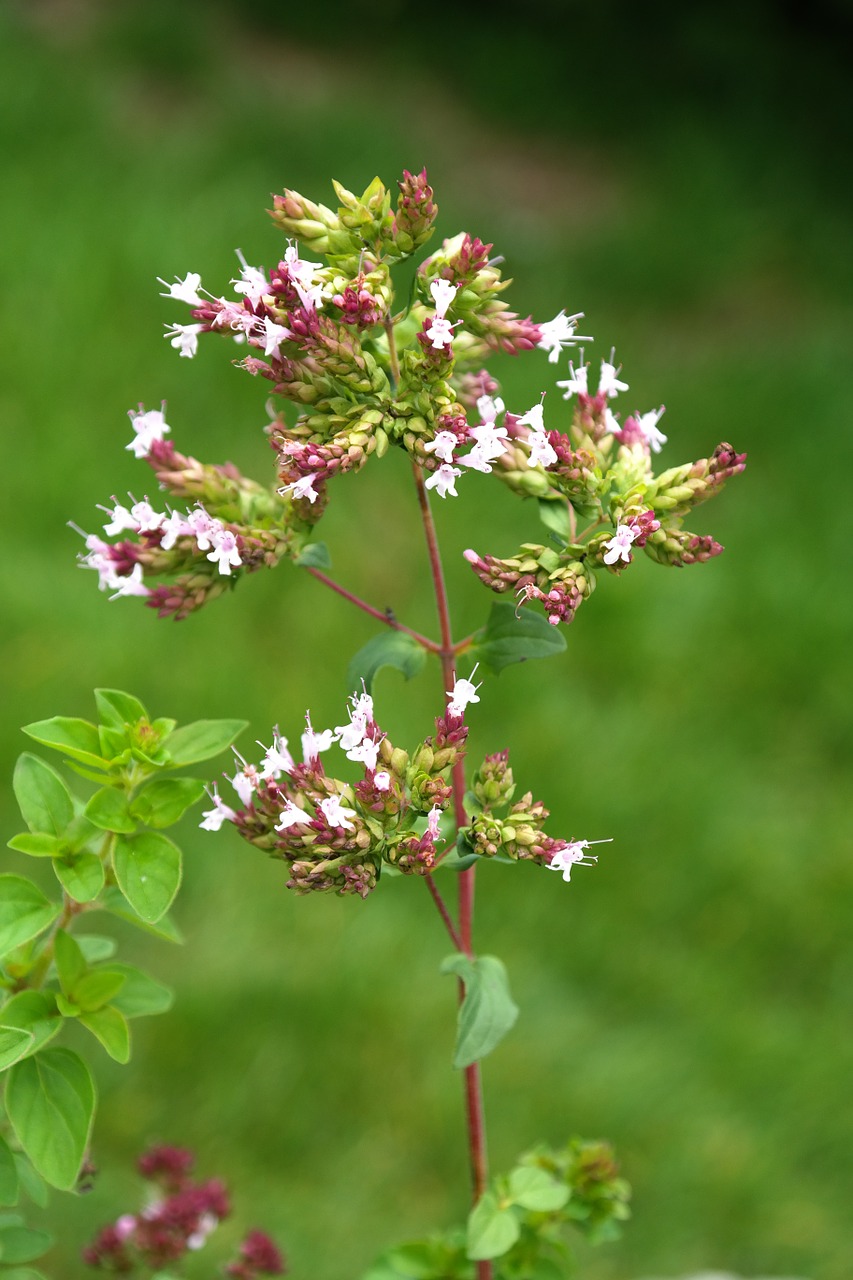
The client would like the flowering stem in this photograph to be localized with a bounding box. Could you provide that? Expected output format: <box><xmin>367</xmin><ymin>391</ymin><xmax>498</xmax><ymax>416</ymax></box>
<box><xmin>304</xmin><ymin>566</ymin><xmax>439</xmax><ymax>653</ymax></box>
<box><xmin>412</xmin><ymin>460</ymin><xmax>491</xmax><ymax>1243</ymax></box>
<box><xmin>384</xmin><ymin>317</ymin><xmax>402</xmax><ymax>388</ymax></box>
<box><xmin>424</xmin><ymin>872</ymin><xmax>466</xmax><ymax>954</ymax></box>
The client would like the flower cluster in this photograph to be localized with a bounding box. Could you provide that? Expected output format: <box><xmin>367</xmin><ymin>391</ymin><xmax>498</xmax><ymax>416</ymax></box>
<box><xmin>200</xmin><ymin>682</ymin><xmax>477</xmax><ymax>898</ymax></box>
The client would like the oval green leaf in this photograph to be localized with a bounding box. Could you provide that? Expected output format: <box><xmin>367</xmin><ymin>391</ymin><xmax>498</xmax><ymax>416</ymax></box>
<box><xmin>98</xmin><ymin>888</ymin><xmax>184</xmax><ymax>943</ymax></box>
<box><xmin>94</xmin><ymin>689</ymin><xmax>148</xmax><ymax>730</ymax></box>
<box><xmin>129</xmin><ymin>778</ymin><xmax>205</xmax><ymax>828</ymax></box>
<box><xmin>21</xmin><ymin>718</ymin><xmax>107</xmax><ymax>770</ymax></box>
<box><xmin>163</xmin><ymin>719</ymin><xmax>247</xmax><ymax>767</ymax></box>
<box><xmin>466</xmin><ymin>1191</ymin><xmax>520</xmax><ymax>1261</ymax></box>
<box><xmin>0</xmin><ymin>1221</ymin><xmax>54</xmax><ymax>1264</ymax></box>
<box><xmin>5</xmin><ymin>1048</ymin><xmax>96</xmax><ymax>1191</ymax></box>
<box><xmin>0</xmin><ymin>878</ymin><xmax>60</xmax><ymax>960</ymax></box>
<box><xmin>12</xmin><ymin>755</ymin><xmax>74</xmax><ymax>837</ymax></box>
<box><xmin>109</xmin><ymin>964</ymin><xmax>173</xmax><ymax>1019</ymax></box>
<box><xmin>441</xmin><ymin>953</ymin><xmax>519</xmax><ymax>1070</ymax></box>
<box><xmin>346</xmin><ymin>631</ymin><xmax>427</xmax><ymax>696</ymax></box>
<box><xmin>112</xmin><ymin>833</ymin><xmax>182</xmax><ymax>922</ymax></box>
<box><xmin>74</xmin><ymin>970</ymin><xmax>126</xmax><ymax>1013</ymax></box>
<box><xmin>6</xmin><ymin>834</ymin><xmax>63</xmax><ymax>859</ymax></box>
<box><xmin>469</xmin><ymin>602</ymin><xmax>566</xmax><ymax>675</ymax></box>
<box><xmin>507</xmin><ymin>1165</ymin><xmax>570</xmax><ymax>1212</ymax></box>
<box><xmin>0</xmin><ymin>1027</ymin><xmax>35</xmax><ymax>1073</ymax></box>
<box><xmin>294</xmin><ymin>541</ymin><xmax>332</xmax><ymax>569</ymax></box>
<box><xmin>79</xmin><ymin>1006</ymin><xmax>130</xmax><ymax>1064</ymax></box>
<box><xmin>53</xmin><ymin>853</ymin><xmax>105</xmax><ymax>904</ymax></box>
<box><xmin>0</xmin><ymin>994</ymin><xmax>61</xmax><ymax>1060</ymax></box>
<box><xmin>84</xmin><ymin>787</ymin><xmax>134</xmax><ymax>835</ymax></box>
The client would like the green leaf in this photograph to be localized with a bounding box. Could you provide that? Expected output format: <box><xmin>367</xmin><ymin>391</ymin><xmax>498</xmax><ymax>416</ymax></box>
<box><xmin>12</xmin><ymin>756</ymin><xmax>74</xmax><ymax>837</ymax></box>
<box><xmin>130</xmin><ymin>778</ymin><xmax>205</xmax><ymax>828</ymax></box>
<box><xmin>537</xmin><ymin>498</ymin><xmax>572</xmax><ymax>543</ymax></box>
<box><xmin>110</xmin><ymin>965</ymin><xmax>173</xmax><ymax>1019</ymax></box>
<box><xmin>0</xmin><ymin>1137</ymin><xmax>18</xmax><ymax>1207</ymax></box>
<box><xmin>21</xmin><ymin>718</ymin><xmax>107</xmax><ymax>770</ymax></box>
<box><xmin>441</xmin><ymin>954</ymin><xmax>519</xmax><ymax>1069</ymax></box>
<box><xmin>470</xmin><ymin>602</ymin><xmax>567</xmax><ymax>675</ymax></box>
<box><xmin>84</xmin><ymin>787</ymin><xmax>134</xmax><ymax>835</ymax></box>
<box><xmin>466</xmin><ymin>1191</ymin><xmax>520</xmax><ymax>1261</ymax></box>
<box><xmin>6</xmin><ymin>835</ymin><xmax>63</xmax><ymax>859</ymax></box>
<box><xmin>0</xmin><ymin>995</ymin><xmax>60</xmax><ymax>1060</ymax></box>
<box><xmin>53</xmin><ymin>931</ymin><xmax>86</xmax><ymax>998</ymax></box>
<box><xmin>0</xmin><ymin>878</ymin><xmax>60</xmax><ymax>960</ymax></box>
<box><xmin>74</xmin><ymin>935</ymin><xmax>117</xmax><ymax>964</ymax></box>
<box><xmin>346</xmin><ymin>632</ymin><xmax>427</xmax><ymax>695</ymax></box>
<box><xmin>0</xmin><ymin>1221</ymin><xmax>53</xmax><ymax>1264</ymax></box>
<box><xmin>163</xmin><ymin>719</ymin><xmax>247</xmax><ymax>767</ymax></box>
<box><xmin>98</xmin><ymin>724</ymin><xmax>131</xmax><ymax>762</ymax></box>
<box><xmin>507</xmin><ymin>1166</ymin><xmax>570</xmax><ymax>1212</ymax></box>
<box><xmin>79</xmin><ymin>1006</ymin><xmax>130</xmax><ymax>1064</ymax></box>
<box><xmin>5</xmin><ymin>1048</ymin><xmax>96</xmax><ymax>1191</ymax></box>
<box><xmin>294</xmin><ymin>541</ymin><xmax>332</xmax><ymax>569</ymax></box>
<box><xmin>98</xmin><ymin>888</ymin><xmax>184</xmax><ymax>943</ymax></box>
<box><xmin>53</xmin><ymin>853</ymin><xmax>105</xmax><ymax>904</ymax></box>
<box><xmin>13</xmin><ymin>1156</ymin><xmax>48</xmax><ymax>1209</ymax></box>
<box><xmin>0</xmin><ymin>1028</ymin><xmax>35</xmax><ymax>1073</ymax></box>
<box><xmin>74</xmin><ymin>970</ymin><xmax>126</xmax><ymax>1013</ymax></box>
<box><xmin>94</xmin><ymin>689</ymin><xmax>148</xmax><ymax>730</ymax></box>
<box><xmin>112</xmin><ymin>833</ymin><xmax>182</xmax><ymax>922</ymax></box>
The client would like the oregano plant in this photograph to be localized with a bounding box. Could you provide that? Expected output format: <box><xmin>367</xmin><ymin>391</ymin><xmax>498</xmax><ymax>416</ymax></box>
<box><xmin>1</xmin><ymin>168</ymin><xmax>744</xmax><ymax>1277</ymax></box>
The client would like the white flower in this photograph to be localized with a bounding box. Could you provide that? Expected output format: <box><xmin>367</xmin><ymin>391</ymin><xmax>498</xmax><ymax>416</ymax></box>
<box><xmin>157</xmin><ymin>272</ymin><xmax>204</xmax><ymax>307</ymax></box>
<box><xmin>429</xmin><ymin>278</ymin><xmax>458</xmax><ymax>318</ymax></box>
<box><xmin>199</xmin><ymin>786</ymin><xmax>236</xmax><ymax>831</ymax></box>
<box><xmin>526</xmin><ymin>431</ymin><xmax>558</xmax><ymax>470</ymax></box>
<box><xmin>258</xmin><ymin>732</ymin><xmax>294</xmax><ymax>779</ymax></box>
<box><xmin>556</xmin><ymin>356</ymin><xmax>588</xmax><ymax>400</ymax></box>
<box><xmin>280</xmin><ymin>473</ymin><xmax>320</xmax><ymax>504</ymax></box>
<box><xmin>475</xmin><ymin>394</ymin><xmax>505</xmax><ymax>423</ymax></box>
<box><xmin>231</xmin><ymin>250</ymin><xmax>269</xmax><ymax>304</ymax></box>
<box><xmin>426</xmin><ymin>804</ymin><xmax>443</xmax><ymax>840</ymax></box>
<box><xmin>467</xmin><ymin>421</ymin><xmax>509</xmax><ymax>462</ymax></box>
<box><xmin>301</xmin><ymin>716</ymin><xmax>335</xmax><ymax>762</ymax></box>
<box><xmin>283</xmin><ymin>243</ymin><xmax>323</xmax><ymax>286</ymax></box>
<box><xmin>517</xmin><ymin>402</ymin><xmax>545</xmax><ymax>433</ymax></box>
<box><xmin>547</xmin><ymin>838</ymin><xmax>612</xmax><ymax>882</ymax></box>
<box><xmin>319</xmin><ymin>795</ymin><xmax>356</xmax><ymax>830</ymax></box>
<box><xmin>275</xmin><ymin>801</ymin><xmax>308</xmax><ymax>832</ymax></box>
<box><xmin>458</xmin><ymin>444</ymin><xmax>494</xmax><ymax>474</ymax></box>
<box><xmin>536</xmin><ymin>310</ymin><xmax>590</xmax><ymax>363</ymax></box>
<box><xmin>108</xmin><ymin>564</ymin><xmax>149</xmax><ymax>600</ymax></box>
<box><xmin>603</xmin><ymin>407</ymin><xmax>621</xmax><ymax>435</ymax></box>
<box><xmin>293</xmin><ymin>277</ymin><xmax>325</xmax><ymax>311</ymax></box>
<box><xmin>186</xmin><ymin>506</ymin><xmax>218</xmax><ymax>551</ymax></box>
<box><xmin>130</xmin><ymin>500</ymin><xmax>165</xmax><ymax>534</ymax></box>
<box><xmin>636</xmin><ymin>406</ymin><xmax>668</xmax><ymax>453</ymax></box>
<box><xmin>159</xmin><ymin>509</ymin><xmax>191</xmax><ymax>551</ymax></box>
<box><xmin>447</xmin><ymin>664</ymin><xmax>481</xmax><ymax>717</ymax></box>
<box><xmin>423</xmin><ymin>430</ymin><xmax>458</xmax><ymax>464</ymax></box>
<box><xmin>164</xmin><ymin>322</ymin><xmax>203</xmax><ymax>359</ymax></box>
<box><xmin>261</xmin><ymin>316</ymin><xmax>292</xmax><ymax>357</ymax></box>
<box><xmin>426</xmin><ymin>316</ymin><xmax>456</xmax><ymax>350</ymax></box>
<box><xmin>230</xmin><ymin>759</ymin><xmax>260</xmax><ymax>807</ymax></box>
<box><xmin>598</xmin><ymin>356</ymin><xmax>628</xmax><ymax>398</ymax></box>
<box><xmin>373</xmin><ymin>770</ymin><xmax>391</xmax><ymax>792</ymax></box>
<box><xmin>424</xmin><ymin>463</ymin><xmax>462</xmax><ymax>499</ymax></box>
<box><xmin>101</xmin><ymin>500</ymin><xmax>136</xmax><ymax>537</ymax></box>
<box><xmin>602</xmin><ymin>524</ymin><xmax>637</xmax><ymax>565</ymax></box>
<box><xmin>126</xmin><ymin>405</ymin><xmax>170</xmax><ymax>459</ymax></box>
<box><xmin>207</xmin><ymin>528</ymin><xmax>241</xmax><ymax>576</ymax></box>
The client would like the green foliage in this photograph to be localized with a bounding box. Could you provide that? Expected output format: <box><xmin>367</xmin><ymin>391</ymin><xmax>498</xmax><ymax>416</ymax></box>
<box><xmin>0</xmin><ymin>690</ymin><xmax>240</xmax><ymax>1233</ymax></box>
<box><xmin>470</xmin><ymin>604</ymin><xmax>567</xmax><ymax>675</ymax></box>
<box><xmin>346</xmin><ymin>631</ymin><xmax>428</xmax><ymax>695</ymax></box>
<box><xmin>441</xmin><ymin>954</ymin><xmax>519</xmax><ymax>1069</ymax></box>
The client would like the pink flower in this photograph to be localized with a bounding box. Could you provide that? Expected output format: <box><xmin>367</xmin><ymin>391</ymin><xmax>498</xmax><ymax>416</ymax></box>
<box><xmin>200</xmin><ymin>786</ymin><xmax>237</xmax><ymax>831</ymax></box>
<box><xmin>424</xmin><ymin>463</ymin><xmax>462</xmax><ymax>499</ymax></box>
<box><xmin>424</xmin><ymin>430</ymin><xmax>458</xmax><ymax>464</ymax></box>
<box><xmin>127</xmin><ymin>405</ymin><xmax>170</xmax><ymax>459</ymax></box>
<box><xmin>602</xmin><ymin>525</ymin><xmax>637</xmax><ymax>565</ymax></box>
<box><xmin>547</xmin><ymin>838</ymin><xmax>612</xmax><ymax>882</ymax></box>
<box><xmin>318</xmin><ymin>795</ymin><xmax>356</xmax><ymax>830</ymax></box>
<box><xmin>207</xmin><ymin>528</ymin><xmax>242</xmax><ymax>576</ymax></box>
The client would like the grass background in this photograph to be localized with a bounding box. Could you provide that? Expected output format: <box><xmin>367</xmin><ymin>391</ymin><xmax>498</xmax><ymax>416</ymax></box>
<box><xmin>1</xmin><ymin>1</ymin><xmax>851</xmax><ymax>1276</ymax></box>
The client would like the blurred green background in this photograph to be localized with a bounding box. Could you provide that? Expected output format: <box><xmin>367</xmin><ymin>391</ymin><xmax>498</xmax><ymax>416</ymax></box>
<box><xmin>2</xmin><ymin>0</ymin><xmax>851</xmax><ymax>1276</ymax></box>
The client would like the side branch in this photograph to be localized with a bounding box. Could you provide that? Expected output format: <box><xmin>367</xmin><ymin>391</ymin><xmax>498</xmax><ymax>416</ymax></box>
<box><xmin>304</xmin><ymin>566</ymin><xmax>439</xmax><ymax>652</ymax></box>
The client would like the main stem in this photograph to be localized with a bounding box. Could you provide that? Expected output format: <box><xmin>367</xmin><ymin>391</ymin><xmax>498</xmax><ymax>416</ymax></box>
<box><xmin>411</xmin><ymin>460</ymin><xmax>491</xmax><ymax>1253</ymax></box>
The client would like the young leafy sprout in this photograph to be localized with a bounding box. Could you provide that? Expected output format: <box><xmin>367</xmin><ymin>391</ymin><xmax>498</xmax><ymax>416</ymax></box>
<box><xmin>71</xmin><ymin>169</ymin><xmax>743</xmax><ymax>629</ymax></box>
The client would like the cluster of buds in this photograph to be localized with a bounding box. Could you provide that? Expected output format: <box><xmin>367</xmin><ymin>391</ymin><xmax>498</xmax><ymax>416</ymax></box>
<box><xmin>462</xmin><ymin>751</ymin><xmax>609</xmax><ymax>882</ymax></box>
<box><xmin>465</xmin><ymin>544</ymin><xmax>594</xmax><ymax>628</ymax></box>
<box><xmin>200</xmin><ymin>681</ymin><xmax>477</xmax><ymax>898</ymax></box>
<box><xmin>81</xmin><ymin>1144</ymin><xmax>284</xmax><ymax>1276</ymax></box>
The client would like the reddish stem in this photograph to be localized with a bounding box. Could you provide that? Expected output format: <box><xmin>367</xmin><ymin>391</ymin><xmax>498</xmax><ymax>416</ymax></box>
<box><xmin>412</xmin><ymin>460</ymin><xmax>491</xmax><ymax>1225</ymax></box>
<box><xmin>304</xmin><ymin>566</ymin><xmax>439</xmax><ymax>653</ymax></box>
<box><xmin>424</xmin><ymin>873</ymin><xmax>465</xmax><ymax>954</ymax></box>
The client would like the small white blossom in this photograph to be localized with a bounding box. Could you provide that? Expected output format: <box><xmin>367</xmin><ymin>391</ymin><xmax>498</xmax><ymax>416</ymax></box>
<box><xmin>603</xmin><ymin>407</ymin><xmax>621</xmax><ymax>435</ymax></box>
<box><xmin>458</xmin><ymin>444</ymin><xmax>494</xmax><ymax>474</ymax></box>
<box><xmin>293</xmin><ymin>277</ymin><xmax>325</xmax><ymax>312</ymax></box>
<box><xmin>373</xmin><ymin>770</ymin><xmax>391</xmax><ymax>792</ymax></box>
<box><xmin>231</xmin><ymin>250</ymin><xmax>269</xmax><ymax>304</ymax></box>
<box><xmin>230</xmin><ymin>759</ymin><xmax>260</xmax><ymax>807</ymax></box>
<box><xmin>526</xmin><ymin>431</ymin><xmax>558</xmax><ymax>470</ymax></box>
<box><xmin>259</xmin><ymin>732</ymin><xmax>294</xmax><ymax>779</ymax></box>
<box><xmin>426</xmin><ymin>804</ymin><xmax>443</xmax><ymax>840</ymax></box>
<box><xmin>261</xmin><ymin>315</ymin><xmax>292</xmax><ymax>357</ymax></box>
<box><xmin>536</xmin><ymin>310</ymin><xmax>590</xmax><ymax>363</ymax></box>
<box><xmin>447</xmin><ymin>664</ymin><xmax>481</xmax><ymax>717</ymax></box>
<box><xmin>207</xmin><ymin>528</ymin><xmax>241</xmax><ymax>576</ymax></box>
<box><xmin>108</xmin><ymin>564</ymin><xmax>149</xmax><ymax>600</ymax></box>
<box><xmin>275</xmin><ymin>801</ymin><xmax>308</xmax><ymax>832</ymax></box>
<box><xmin>164</xmin><ymin>322</ymin><xmax>203</xmax><ymax>359</ymax></box>
<box><xmin>157</xmin><ymin>272</ymin><xmax>204</xmax><ymax>307</ymax></box>
<box><xmin>301</xmin><ymin>716</ymin><xmax>335</xmax><ymax>762</ymax></box>
<box><xmin>280</xmin><ymin>473</ymin><xmax>320</xmax><ymax>504</ymax></box>
<box><xmin>466</xmin><ymin>420</ymin><xmax>509</xmax><ymax>462</ymax></box>
<box><xmin>426</xmin><ymin>316</ymin><xmax>457</xmax><ymax>350</ymax></box>
<box><xmin>186</xmin><ymin>506</ymin><xmax>218</xmax><ymax>551</ymax></box>
<box><xmin>126</xmin><ymin>405</ymin><xmax>170</xmax><ymax>459</ymax></box>
<box><xmin>424</xmin><ymin>463</ymin><xmax>462</xmax><ymax>499</ymax></box>
<box><xmin>598</xmin><ymin>356</ymin><xmax>629</xmax><ymax>398</ymax></box>
<box><xmin>283</xmin><ymin>243</ymin><xmax>323</xmax><ymax>285</ymax></box>
<box><xmin>319</xmin><ymin>795</ymin><xmax>356</xmax><ymax>830</ymax></box>
<box><xmin>476</xmin><ymin>393</ymin><xmax>505</xmax><ymax>423</ymax></box>
<box><xmin>429</xmin><ymin>278</ymin><xmax>458</xmax><ymax>318</ymax></box>
<box><xmin>424</xmin><ymin>430</ymin><xmax>458</xmax><ymax>465</ymax></box>
<box><xmin>199</xmin><ymin>786</ymin><xmax>236</xmax><ymax>831</ymax></box>
<box><xmin>516</xmin><ymin>402</ymin><xmax>545</xmax><ymax>433</ymax></box>
<box><xmin>130</xmin><ymin>500</ymin><xmax>165</xmax><ymax>534</ymax></box>
<box><xmin>636</xmin><ymin>406</ymin><xmax>668</xmax><ymax>453</ymax></box>
<box><xmin>556</xmin><ymin>356</ymin><xmax>589</xmax><ymax>400</ymax></box>
<box><xmin>101</xmin><ymin>500</ymin><xmax>136</xmax><ymax>537</ymax></box>
<box><xmin>602</xmin><ymin>524</ymin><xmax>638</xmax><ymax>565</ymax></box>
<box><xmin>159</xmin><ymin>509</ymin><xmax>191</xmax><ymax>551</ymax></box>
<box><xmin>547</xmin><ymin>838</ymin><xmax>612</xmax><ymax>882</ymax></box>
